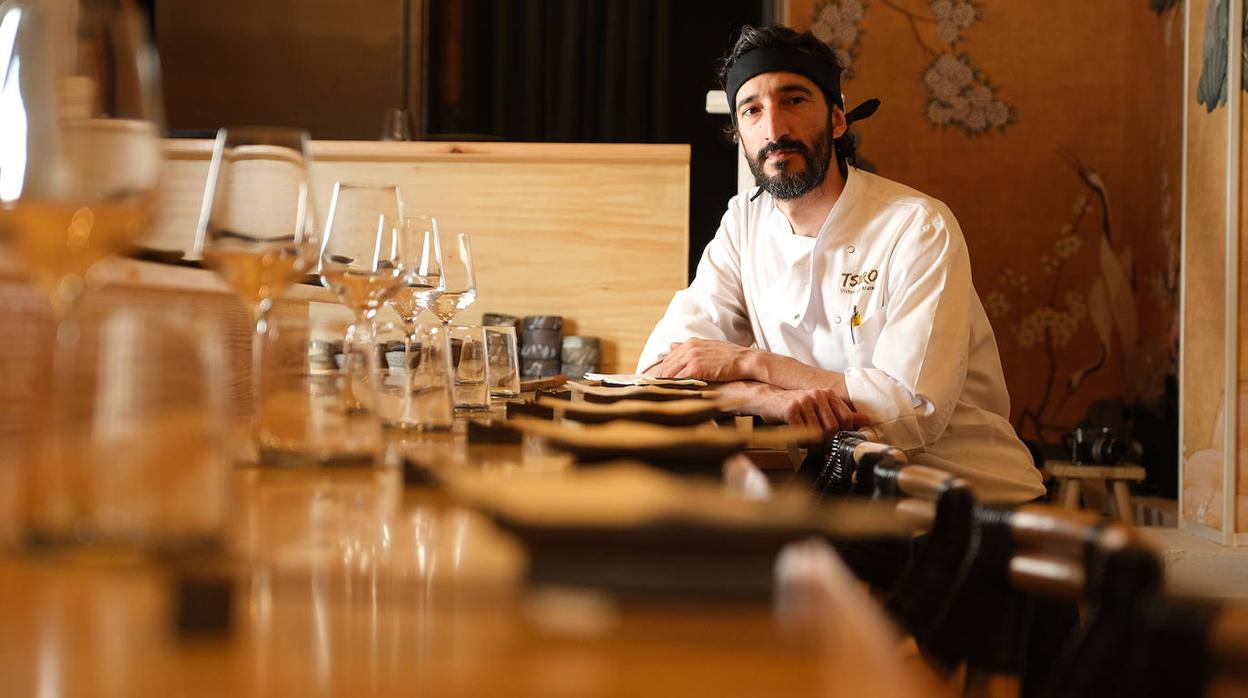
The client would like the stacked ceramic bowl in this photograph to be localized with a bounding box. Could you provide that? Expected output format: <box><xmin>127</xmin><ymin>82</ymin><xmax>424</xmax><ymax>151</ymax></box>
<box><xmin>561</xmin><ymin>336</ymin><xmax>600</xmax><ymax>379</ymax></box>
<box><xmin>520</xmin><ymin>315</ymin><xmax>563</xmax><ymax>377</ymax></box>
<box><xmin>482</xmin><ymin>313</ymin><xmax>519</xmax><ymax>331</ymax></box>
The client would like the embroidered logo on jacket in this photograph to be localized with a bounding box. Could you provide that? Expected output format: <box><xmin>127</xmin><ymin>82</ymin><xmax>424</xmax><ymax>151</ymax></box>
<box><xmin>840</xmin><ymin>269</ymin><xmax>879</xmax><ymax>294</ymax></box>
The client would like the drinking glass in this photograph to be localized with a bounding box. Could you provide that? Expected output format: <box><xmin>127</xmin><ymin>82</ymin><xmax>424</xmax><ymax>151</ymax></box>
<box><xmin>255</xmin><ymin>315</ymin><xmax>383</xmax><ymax>466</ymax></box>
<box><xmin>380</xmin><ymin>108</ymin><xmax>415</xmax><ymax>141</ymax></box>
<box><xmin>388</xmin><ymin>215</ymin><xmax>444</xmax><ymax>342</ymax></box>
<box><xmin>374</xmin><ymin>322</ymin><xmax>454</xmax><ymax>431</ymax></box>
<box><xmin>319</xmin><ymin>183</ymin><xmax>404</xmax><ymax>408</ymax></box>
<box><xmin>195</xmin><ymin>127</ymin><xmax>318</xmax><ymax>430</ymax></box>
<box><xmin>21</xmin><ymin>305</ymin><xmax>232</xmax><ymax>551</ymax></box>
<box><xmin>484</xmin><ymin>325</ymin><xmax>521</xmax><ymax>399</ymax></box>
<box><xmin>450</xmin><ymin>325</ymin><xmax>490</xmax><ymax>411</ymax></box>
<box><xmin>427</xmin><ymin>232</ymin><xmax>477</xmax><ymax>326</ymax></box>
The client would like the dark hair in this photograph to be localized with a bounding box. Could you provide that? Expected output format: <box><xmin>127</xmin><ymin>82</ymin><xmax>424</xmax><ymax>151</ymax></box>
<box><xmin>717</xmin><ymin>25</ymin><xmax>858</xmax><ymax>175</ymax></box>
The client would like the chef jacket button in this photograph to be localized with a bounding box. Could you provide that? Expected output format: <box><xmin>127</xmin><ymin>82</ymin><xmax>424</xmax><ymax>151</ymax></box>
<box><xmin>834</xmin><ymin>316</ymin><xmax>842</xmax><ymax>324</ymax></box>
<box><xmin>792</xmin><ymin>313</ymin><xmax>800</xmax><ymax>321</ymax></box>
<box><xmin>846</xmin><ymin>245</ymin><xmax>855</xmax><ymax>253</ymax></box>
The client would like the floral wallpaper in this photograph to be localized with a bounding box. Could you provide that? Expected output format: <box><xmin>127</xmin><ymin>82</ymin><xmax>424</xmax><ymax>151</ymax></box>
<box><xmin>812</xmin><ymin>0</ymin><xmax>1012</xmax><ymax>135</ymax></box>
<box><xmin>790</xmin><ymin>0</ymin><xmax>1184</xmax><ymax>483</ymax></box>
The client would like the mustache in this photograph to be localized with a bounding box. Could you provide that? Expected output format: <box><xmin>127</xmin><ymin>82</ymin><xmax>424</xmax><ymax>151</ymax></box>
<box><xmin>756</xmin><ymin>137</ymin><xmax>812</xmax><ymax>162</ymax></box>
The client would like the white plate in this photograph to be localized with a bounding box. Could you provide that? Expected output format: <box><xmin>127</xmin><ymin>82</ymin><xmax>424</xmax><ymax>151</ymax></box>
<box><xmin>583</xmin><ymin>373</ymin><xmax>708</xmax><ymax>387</ymax></box>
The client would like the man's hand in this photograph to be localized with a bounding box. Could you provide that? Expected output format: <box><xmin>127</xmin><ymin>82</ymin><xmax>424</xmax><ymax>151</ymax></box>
<box><xmin>648</xmin><ymin>340</ymin><xmax>855</xmax><ymax>407</ymax></box>
<box><xmin>715</xmin><ymin>381</ymin><xmax>869</xmax><ymax>434</ymax></box>
<box><xmin>647</xmin><ymin>338</ymin><xmax>760</xmax><ymax>383</ymax></box>
<box><xmin>756</xmin><ymin>387</ymin><xmax>869</xmax><ymax>433</ymax></box>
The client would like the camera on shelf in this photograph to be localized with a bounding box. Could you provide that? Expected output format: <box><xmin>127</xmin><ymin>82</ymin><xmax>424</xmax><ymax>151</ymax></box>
<box><xmin>1064</xmin><ymin>426</ymin><xmax>1127</xmax><ymax>465</ymax></box>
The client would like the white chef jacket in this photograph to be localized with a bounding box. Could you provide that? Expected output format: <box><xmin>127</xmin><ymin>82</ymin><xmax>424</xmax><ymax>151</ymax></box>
<box><xmin>638</xmin><ymin>167</ymin><xmax>1045</xmax><ymax>503</ymax></box>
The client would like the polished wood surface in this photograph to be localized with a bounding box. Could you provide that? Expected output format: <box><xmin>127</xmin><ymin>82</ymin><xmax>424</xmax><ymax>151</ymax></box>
<box><xmin>0</xmin><ymin>426</ymin><xmax>946</xmax><ymax>697</ymax></box>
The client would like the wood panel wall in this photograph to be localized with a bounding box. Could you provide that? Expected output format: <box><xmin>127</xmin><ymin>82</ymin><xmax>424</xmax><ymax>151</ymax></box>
<box><xmin>149</xmin><ymin>140</ymin><xmax>690</xmax><ymax>374</ymax></box>
<box><xmin>1181</xmin><ymin>0</ymin><xmax>1248</xmax><ymax>545</ymax></box>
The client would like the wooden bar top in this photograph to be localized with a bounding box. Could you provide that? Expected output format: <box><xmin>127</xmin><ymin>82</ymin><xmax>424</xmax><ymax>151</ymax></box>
<box><xmin>0</xmin><ymin>428</ymin><xmax>947</xmax><ymax>697</ymax></box>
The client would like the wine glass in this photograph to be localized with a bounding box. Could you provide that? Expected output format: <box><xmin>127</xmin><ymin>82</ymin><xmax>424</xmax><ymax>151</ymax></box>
<box><xmin>0</xmin><ymin>1</ymin><xmax>164</xmax><ymax>548</ymax></box>
<box><xmin>194</xmin><ymin>127</ymin><xmax>317</xmax><ymax>430</ymax></box>
<box><xmin>427</xmin><ymin>231</ymin><xmax>477</xmax><ymax>327</ymax></box>
<box><xmin>21</xmin><ymin>305</ymin><xmax>232</xmax><ymax>551</ymax></box>
<box><xmin>319</xmin><ymin>183</ymin><xmax>405</xmax><ymax>409</ymax></box>
<box><xmin>389</xmin><ymin>215</ymin><xmax>444</xmax><ymax>344</ymax></box>
<box><xmin>320</xmin><ymin>183</ymin><xmax>405</xmax><ymax>324</ymax></box>
<box><xmin>0</xmin><ymin>0</ymin><xmax>165</xmax><ymax>320</ymax></box>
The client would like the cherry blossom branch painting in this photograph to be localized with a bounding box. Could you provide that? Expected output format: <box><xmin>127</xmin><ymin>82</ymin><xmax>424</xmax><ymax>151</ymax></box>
<box><xmin>811</xmin><ymin>0</ymin><xmax>1013</xmax><ymax>135</ymax></box>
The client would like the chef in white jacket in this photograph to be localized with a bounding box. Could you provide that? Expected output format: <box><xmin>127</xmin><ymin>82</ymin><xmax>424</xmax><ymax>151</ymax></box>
<box><xmin>639</xmin><ymin>25</ymin><xmax>1043</xmax><ymax>503</ymax></box>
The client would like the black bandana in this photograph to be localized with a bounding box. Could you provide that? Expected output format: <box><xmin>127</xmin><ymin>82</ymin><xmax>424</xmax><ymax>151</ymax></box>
<box><xmin>725</xmin><ymin>45</ymin><xmax>880</xmax><ymax>128</ymax></box>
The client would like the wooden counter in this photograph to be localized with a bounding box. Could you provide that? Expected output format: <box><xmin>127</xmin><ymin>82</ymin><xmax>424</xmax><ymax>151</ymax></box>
<box><xmin>0</xmin><ymin>433</ymin><xmax>946</xmax><ymax>697</ymax></box>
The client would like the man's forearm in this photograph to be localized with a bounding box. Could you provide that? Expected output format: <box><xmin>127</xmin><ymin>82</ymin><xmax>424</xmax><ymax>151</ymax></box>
<box><xmin>714</xmin><ymin>378</ymin><xmax>870</xmax><ymax>432</ymax></box>
<box><xmin>713</xmin><ymin>379</ymin><xmax>779</xmax><ymax>413</ymax></box>
<box><xmin>745</xmin><ymin>350</ymin><xmax>849</xmax><ymax>399</ymax></box>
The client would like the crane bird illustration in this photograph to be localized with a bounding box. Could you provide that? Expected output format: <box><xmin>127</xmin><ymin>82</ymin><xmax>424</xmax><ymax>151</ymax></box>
<box><xmin>1057</xmin><ymin>147</ymin><xmax>1139</xmax><ymax>396</ymax></box>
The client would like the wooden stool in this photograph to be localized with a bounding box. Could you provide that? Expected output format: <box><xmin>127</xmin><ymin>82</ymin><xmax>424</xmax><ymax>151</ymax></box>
<box><xmin>1042</xmin><ymin>461</ymin><xmax>1146</xmax><ymax>523</ymax></box>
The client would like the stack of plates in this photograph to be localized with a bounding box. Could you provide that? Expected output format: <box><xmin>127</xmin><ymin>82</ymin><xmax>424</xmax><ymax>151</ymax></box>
<box><xmin>509</xmin><ymin>418</ymin><xmax>817</xmax><ymax>474</ymax></box>
<box><xmin>585</xmin><ymin>373</ymin><xmax>707</xmax><ymax>388</ymax></box>
<box><xmin>534</xmin><ymin>395</ymin><xmax>734</xmax><ymax>427</ymax></box>
<box><xmin>521</xmin><ymin>315</ymin><xmax>563</xmax><ymax>377</ymax></box>
<box><xmin>567</xmin><ymin>381</ymin><xmax>717</xmax><ymax>403</ymax></box>
<box><xmin>441</xmin><ymin>464</ymin><xmax>909</xmax><ymax>597</ymax></box>
<box><xmin>561</xmin><ymin>336</ymin><xmax>600</xmax><ymax>379</ymax></box>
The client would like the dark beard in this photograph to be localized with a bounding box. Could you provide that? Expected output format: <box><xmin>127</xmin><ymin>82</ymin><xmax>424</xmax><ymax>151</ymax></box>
<box><xmin>745</xmin><ymin>123</ymin><xmax>834</xmax><ymax>201</ymax></box>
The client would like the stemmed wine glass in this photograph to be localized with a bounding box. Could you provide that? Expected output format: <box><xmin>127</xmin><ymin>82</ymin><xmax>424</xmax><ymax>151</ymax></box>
<box><xmin>0</xmin><ymin>1</ymin><xmax>164</xmax><ymax>544</ymax></box>
<box><xmin>319</xmin><ymin>183</ymin><xmax>405</xmax><ymax>408</ymax></box>
<box><xmin>427</xmin><ymin>231</ymin><xmax>477</xmax><ymax>327</ymax></box>
<box><xmin>0</xmin><ymin>0</ymin><xmax>165</xmax><ymax>320</ymax></box>
<box><xmin>388</xmin><ymin>215</ymin><xmax>444</xmax><ymax>346</ymax></box>
<box><xmin>195</xmin><ymin>127</ymin><xmax>317</xmax><ymax>430</ymax></box>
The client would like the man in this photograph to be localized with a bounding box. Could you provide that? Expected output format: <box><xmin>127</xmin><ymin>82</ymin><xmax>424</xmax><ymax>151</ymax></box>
<box><xmin>639</xmin><ymin>25</ymin><xmax>1043</xmax><ymax>503</ymax></box>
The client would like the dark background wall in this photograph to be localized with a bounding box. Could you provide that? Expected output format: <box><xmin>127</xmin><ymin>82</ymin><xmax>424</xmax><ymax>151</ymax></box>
<box><xmin>143</xmin><ymin>1</ymin><xmax>765</xmax><ymax>279</ymax></box>
<box><xmin>425</xmin><ymin>0</ymin><xmax>764</xmax><ymax>280</ymax></box>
